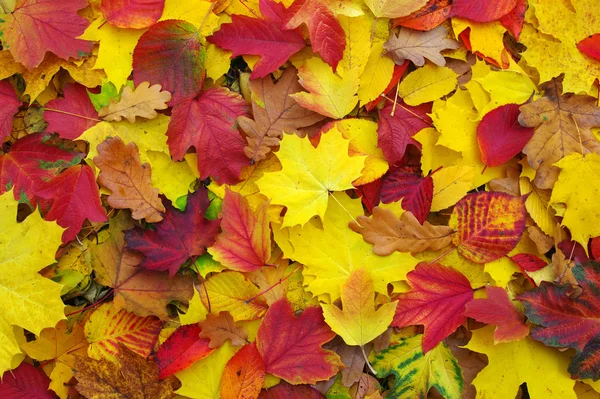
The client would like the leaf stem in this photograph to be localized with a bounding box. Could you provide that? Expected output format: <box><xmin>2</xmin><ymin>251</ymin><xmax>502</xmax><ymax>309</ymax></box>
<box><xmin>244</xmin><ymin>264</ymin><xmax>302</xmax><ymax>304</ymax></box>
<box><xmin>428</xmin><ymin>245</ymin><xmax>456</xmax><ymax>264</ymax></box>
<box><xmin>329</xmin><ymin>192</ymin><xmax>362</xmax><ymax>228</ymax></box>
<box><xmin>361</xmin><ymin>345</ymin><xmax>377</xmax><ymax>375</ymax></box>
<box><xmin>43</xmin><ymin>107</ymin><xmax>102</xmax><ymax>122</ymax></box>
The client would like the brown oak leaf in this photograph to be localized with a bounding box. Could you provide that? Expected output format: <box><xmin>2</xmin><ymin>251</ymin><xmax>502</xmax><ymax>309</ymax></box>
<box><xmin>98</xmin><ymin>81</ymin><xmax>171</xmax><ymax>123</ymax></box>
<box><xmin>198</xmin><ymin>311</ymin><xmax>249</xmax><ymax>348</ymax></box>
<box><xmin>384</xmin><ymin>25</ymin><xmax>459</xmax><ymax>67</ymax></box>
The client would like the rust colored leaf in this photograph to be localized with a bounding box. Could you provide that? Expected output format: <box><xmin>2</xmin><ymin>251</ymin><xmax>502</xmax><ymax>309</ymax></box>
<box><xmin>154</xmin><ymin>324</ymin><xmax>213</xmax><ymax>379</ymax></box>
<box><xmin>220</xmin><ymin>343</ymin><xmax>265</xmax><ymax>399</ymax></box>
<box><xmin>198</xmin><ymin>311</ymin><xmax>249</xmax><ymax>349</ymax></box>
<box><xmin>94</xmin><ymin>136</ymin><xmax>165</xmax><ymax>223</ymax></box>
<box><xmin>450</xmin><ymin>192</ymin><xmax>527</xmax><ymax>264</ymax></box>
<box><xmin>98</xmin><ymin>82</ymin><xmax>171</xmax><ymax>123</ymax></box>
<box><xmin>75</xmin><ymin>344</ymin><xmax>177</xmax><ymax>399</ymax></box>
<box><xmin>350</xmin><ymin>207</ymin><xmax>454</xmax><ymax>256</ymax></box>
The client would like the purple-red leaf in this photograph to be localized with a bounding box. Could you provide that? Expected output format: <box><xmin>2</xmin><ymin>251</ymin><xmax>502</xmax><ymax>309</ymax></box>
<box><xmin>0</xmin><ymin>362</ymin><xmax>56</xmax><ymax>399</ymax></box>
<box><xmin>379</xmin><ymin>165</ymin><xmax>433</xmax><ymax>224</ymax></box>
<box><xmin>154</xmin><ymin>324</ymin><xmax>213</xmax><ymax>379</ymax></box>
<box><xmin>44</xmin><ymin>83</ymin><xmax>99</xmax><ymax>139</ymax></box>
<box><xmin>259</xmin><ymin>382</ymin><xmax>325</xmax><ymax>399</ymax></box>
<box><xmin>0</xmin><ymin>80</ymin><xmax>20</xmax><ymax>142</ymax></box>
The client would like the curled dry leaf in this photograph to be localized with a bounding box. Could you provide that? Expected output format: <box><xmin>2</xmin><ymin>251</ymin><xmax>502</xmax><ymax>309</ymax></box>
<box><xmin>384</xmin><ymin>25</ymin><xmax>460</xmax><ymax>66</ymax></box>
<box><xmin>98</xmin><ymin>82</ymin><xmax>171</xmax><ymax>123</ymax></box>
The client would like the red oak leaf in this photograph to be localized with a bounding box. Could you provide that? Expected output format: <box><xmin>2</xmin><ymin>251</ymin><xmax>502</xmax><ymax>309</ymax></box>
<box><xmin>44</xmin><ymin>83</ymin><xmax>99</xmax><ymax>139</ymax></box>
<box><xmin>0</xmin><ymin>81</ymin><xmax>20</xmax><ymax>142</ymax></box>
<box><xmin>379</xmin><ymin>165</ymin><xmax>433</xmax><ymax>224</ymax></box>
<box><xmin>464</xmin><ymin>286</ymin><xmax>529</xmax><ymax>343</ymax></box>
<box><xmin>451</xmin><ymin>192</ymin><xmax>527</xmax><ymax>264</ymax></box>
<box><xmin>0</xmin><ymin>133</ymin><xmax>82</xmax><ymax>205</ymax></box>
<box><xmin>283</xmin><ymin>0</ymin><xmax>345</xmax><ymax>71</ymax></box>
<box><xmin>133</xmin><ymin>20</ymin><xmax>205</xmax><ymax>104</ymax></box>
<box><xmin>393</xmin><ymin>0</ymin><xmax>452</xmax><ymax>31</ymax></box>
<box><xmin>392</xmin><ymin>262</ymin><xmax>474</xmax><ymax>353</ymax></box>
<box><xmin>257</xmin><ymin>298</ymin><xmax>342</xmax><ymax>384</ymax></box>
<box><xmin>101</xmin><ymin>0</ymin><xmax>165</xmax><ymax>29</ymax></box>
<box><xmin>125</xmin><ymin>188</ymin><xmax>220</xmax><ymax>276</ymax></box>
<box><xmin>377</xmin><ymin>101</ymin><xmax>430</xmax><ymax>166</ymax></box>
<box><xmin>220</xmin><ymin>343</ymin><xmax>265</xmax><ymax>399</ymax></box>
<box><xmin>208</xmin><ymin>189</ymin><xmax>271</xmax><ymax>272</ymax></box>
<box><xmin>36</xmin><ymin>165</ymin><xmax>107</xmax><ymax>244</ymax></box>
<box><xmin>578</xmin><ymin>34</ymin><xmax>600</xmax><ymax>61</ymax></box>
<box><xmin>0</xmin><ymin>0</ymin><xmax>92</xmax><ymax>69</ymax></box>
<box><xmin>259</xmin><ymin>382</ymin><xmax>325</xmax><ymax>399</ymax></box>
<box><xmin>499</xmin><ymin>0</ymin><xmax>527</xmax><ymax>40</ymax></box>
<box><xmin>166</xmin><ymin>87</ymin><xmax>249</xmax><ymax>184</ymax></box>
<box><xmin>451</xmin><ymin>0</ymin><xmax>517</xmax><ymax>22</ymax></box>
<box><xmin>477</xmin><ymin>104</ymin><xmax>534</xmax><ymax>167</ymax></box>
<box><xmin>154</xmin><ymin>324</ymin><xmax>213</xmax><ymax>379</ymax></box>
<box><xmin>207</xmin><ymin>0</ymin><xmax>305</xmax><ymax>79</ymax></box>
<box><xmin>519</xmin><ymin>262</ymin><xmax>600</xmax><ymax>379</ymax></box>
<box><xmin>0</xmin><ymin>362</ymin><xmax>56</xmax><ymax>399</ymax></box>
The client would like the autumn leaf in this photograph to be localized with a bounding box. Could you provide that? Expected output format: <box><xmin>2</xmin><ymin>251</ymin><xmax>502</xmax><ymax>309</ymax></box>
<box><xmin>44</xmin><ymin>83</ymin><xmax>99</xmax><ymax>139</ymax></box>
<box><xmin>0</xmin><ymin>81</ymin><xmax>20</xmax><ymax>142</ymax></box>
<box><xmin>198</xmin><ymin>311</ymin><xmax>248</xmax><ymax>348</ymax></box>
<box><xmin>98</xmin><ymin>82</ymin><xmax>171</xmax><ymax>123</ymax></box>
<box><xmin>578</xmin><ymin>34</ymin><xmax>600</xmax><ymax>60</ymax></box>
<box><xmin>220</xmin><ymin>343</ymin><xmax>265</xmax><ymax>399</ymax></box>
<box><xmin>392</xmin><ymin>262</ymin><xmax>474</xmax><ymax>353</ymax></box>
<box><xmin>379</xmin><ymin>165</ymin><xmax>433</xmax><ymax>223</ymax></box>
<box><xmin>101</xmin><ymin>0</ymin><xmax>165</xmax><ymax>29</ymax></box>
<box><xmin>321</xmin><ymin>268</ymin><xmax>396</xmax><ymax>346</ymax></box>
<box><xmin>398</xmin><ymin>63</ymin><xmax>458</xmax><ymax>106</ymax></box>
<box><xmin>365</xmin><ymin>0</ymin><xmax>428</xmax><ymax>19</ymax></box>
<box><xmin>384</xmin><ymin>26</ymin><xmax>459</xmax><ymax>66</ymax></box>
<box><xmin>0</xmin><ymin>362</ymin><xmax>56</xmax><ymax>399</ymax></box>
<box><xmin>154</xmin><ymin>324</ymin><xmax>213</xmax><ymax>379</ymax></box>
<box><xmin>393</xmin><ymin>0</ymin><xmax>452</xmax><ymax>31</ymax></box>
<box><xmin>452</xmin><ymin>0</ymin><xmax>517</xmax><ymax>22</ymax></box>
<box><xmin>75</xmin><ymin>344</ymin><xmax>177</xmax><ymax>399</ymax></box>
<box><xmin>257</xmin><ymin>298</ymin><xmax>342</xmax><ymax>384</ymax></box>
<box><xmin>258</xmin><ymin>382</ymin><xmax>325</xmax><ymax>398</ymax></box>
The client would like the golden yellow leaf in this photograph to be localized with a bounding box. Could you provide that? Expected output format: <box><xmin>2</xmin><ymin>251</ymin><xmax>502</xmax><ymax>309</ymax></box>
<box><xmin>398</xmin><ymin>64</ymin><xmax>457</xmax><ymax>106</ymax></box>
<box><xmin>430</xmin><ymin>165</ymin><xmax>476</xmax><ymax>212</ymax></box>
<box><xmin>358</xmin><ymin>40</ymin><xmax>395</xmax><ymax>105</ymax></box>
<box><xmin>147</xmin><ymin>151</ymin><xmax>197</xmax><ymax>203</ymax></box>
<box><xmin>364</xmin><ymin>0</ymin><xmax>427</xmax><ymax>18</ymax></box>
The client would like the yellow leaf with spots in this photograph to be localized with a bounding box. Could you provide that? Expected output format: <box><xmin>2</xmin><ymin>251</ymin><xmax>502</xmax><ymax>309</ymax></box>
<box><xmin>322</xmin><ymin>269</ymin><xmax>396</xmax><ymax>346</ymax></box>
<box><xmin>256</xmin><ymin>126</ymin><xmax>365</xmax><ymax>227</ymax></box>
<box><xmin>398</xmin><ymin>64</ymin><xmax>457</xmax><ymax>106</ymax></box>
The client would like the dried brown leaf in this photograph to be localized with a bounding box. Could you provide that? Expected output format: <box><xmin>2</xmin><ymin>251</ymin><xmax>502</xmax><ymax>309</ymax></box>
<box><xmin>99</xmin><ymin>82</ymin><xmax>171</xmax><ymax>123</ymax></box>
<box><xmin>384</xmin><ymin>25</ymin><xmax>459</xmax><ymax>67</ymax></box>
<box><xmin>198</xmin><ymin>311</ymin><xmax>248</xmax><ymax>348</ymax></box>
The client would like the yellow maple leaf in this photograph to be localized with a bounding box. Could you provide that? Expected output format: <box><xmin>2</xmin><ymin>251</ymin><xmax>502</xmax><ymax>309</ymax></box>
<box><xmin>0</xmin><ymin>191</ymin><xmax>65</xmax><ymax>374</ymax></box>
<box><xmin>338</xmin><ymin>15</ymin><xmax>373</xmax><ymax>78</ymax></box>
<box><xmin>322</xmin><ymin>268</ymin><xmax>396</xmax><ymax>346</ymax></box>
<box><xmin>256</xmin><ymin>126</ymin><xmax>365</xmax><ymax>227</ymax></box>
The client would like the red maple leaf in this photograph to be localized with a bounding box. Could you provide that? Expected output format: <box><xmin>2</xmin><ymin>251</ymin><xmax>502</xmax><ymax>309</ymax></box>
<box><xmin>167</xmin><ymin>87</ymin><xmax>249</xmax><ymax>184</ymax></box>
<box><xmin>256</xmin><ymin>298</ymin><xmax>342</xmax><ymax>384</ymax></box>
<box><xmin>207</xmin><ymin>0</ymin><xmax>306</xmax><ymax>79</ymax></box>
<box><xmin>0</xmin><ymin>133</ymin><xmax>82</xmax><ymax>205</ymax></box>
<box><xmin>125</xmin><ymin>188</ymin><xmax>220</xmax><ymax>276</ymax></box>
<box><xmin>0</xmin><ymin>0</ymin><xmax>92</xmax><ymax>69</ymax></box>
<box><xmin>36</xmin><ymin>165</ymin><xmax>108</xmax><ymax>244</ymax></box>
<box><xmin>153</xmin><ymin>324</ymin><xmax>213</xmax><ymax>379</ymax></box>
<box><xmin>283</xmin><ymin>0</ymin><xmax>345</xmax><ymax>71</ymax></box>
<box><xmin>100</xmin><ymin>0</ymin><xmax>164</xmax><ymax>29</ymax></box>
<box><xmin>0</xmin><ymin>362</ymin><xmax>55</xmax><ymax>399</ymax></box>
<box><xmin>392</xmin><ymin>262</ymin><xmax>474</xmax><ymax>353</ymax></box>
<box><xmin>0</xmin><ymin>81</ymin><xmax>21</xmax><ymax>142</ymax></box>
<box><xmin>379</xmin><ymin>165</ymin><xmax>433</xmax><ymax>224</ymax></box>
<box><xmin>44</xmin><ymin>83</ymin><xmax>99</xmax><ymax>139</ymax></box>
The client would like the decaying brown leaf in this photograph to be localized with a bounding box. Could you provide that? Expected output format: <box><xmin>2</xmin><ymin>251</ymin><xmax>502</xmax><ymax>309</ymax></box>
<box><xmin>94</xmin><ymin>136</ymin><xmax>165</xmax><ymax>222</ymax></box>
<box><xmin>198</xmin><ymin>311</ymin><xmax>248</xmax><ymax>348</ymax></box>
<box><xmin>98</xmin><ymin>82</ymin><xmax>171</xmax><ymax>123</ymax></box>
<box><xmin>75</xmin><ymin>344</ymin><xmax>178</xmax><ymax>399</ymax></box>
<box><xmin>349</xmin><ymin>207</ymin><xmax>455</xmax><ymax>256</ymax></box>
<box><xmin>239</xmin><ymin>67</ymin><xmax>326</xmax><ymax>163</ymax></box>
<box><xmin>384</xmin><ymin>25</ymin><xmax>459</xmax><ymax>67</ymax></box>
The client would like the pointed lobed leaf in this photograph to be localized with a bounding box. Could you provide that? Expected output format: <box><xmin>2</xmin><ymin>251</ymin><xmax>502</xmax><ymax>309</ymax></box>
<box><xmin>85</xmin><ymin>303</ymin><xmax>163</xmax><ymax>362</ymax></box>
<box><xmin>0</xmin><ymin>81</ymin><xmax>20</xmax><ymax>143</ymax></box>
<box><xmin>154</xmin><ymin>324</ymin><xmax>214</xmax><ymax>379</ymax></box>
<box><xmin>393</xmin><ymin>0</ymin><xmax>452</xmax><ymax>31</ymax></box>
<box><xmin>0</xmin><ymin>0</ymin><xmax>92</xmax><ymax>69</ymax></box>
<box><xmin>207</xmin><ymin>0</ymin><xmax>305</xmax><ymax>79</ymax></box>
<box><xmin>379</xmin><ymin>165</ymin><xmax>433</xmax><ymax>223</ymax></box>
<box><xmin>321</xmin><ymin>268</ymin><xmax>396</xmax><ymax>346</ymax></box>
<box><xmin>578</xmin><ymin>34</ymin><xmax>600</xmax><ymax>61</ymax></box>
<box><xmin>198</xmin><ymin>311</ymin><xmax>248</xmax><ymax>349</ymax></box>
<box><xmin>477</xmin><ymin>104</ymin><xmax>534</xmax><ymax>167</ymax></box>
<box><xmin>450</xmin><ymin>191</ymin><xmax>527</xmax><ymax>264</ymax></box>
<box><xmin>451</xmin><ymin>0</ymin><xmax>517</xmax><ymax>22</ymax></box>
<box><xmin>44</xmin><ymin>83</ymin><xmax>99</xmax><ymax>139</ymax></box>
<box><xmin>371</xmin><ymin>335</ymin><xmax>463</xmax><ymax>399</ymax></box>
<box><xmin>519</xmin><ymin>262</ymin><xmax>600</xmax><ymax>379</ymax></box>
<box><xmin>464</xmin><ymin>286</ymin><xmax>529</xmax><ymax>343</ymax></box>
<box><xmin>392</xmin><ymin>262</ymin><xmax>473</xmax><ymax>353</ymax></box>
<box><xmin>384</xmin><ymin>26</ymin><xmax>459</xmax><ymax>67</ymax></box>
<box><xmin>133</xmin><ymin>20</ymin><xmax>205</xmax><ymax>104</ymax></box>
<box><xmin>0</xmin><ymin>362</ymin><xmax>56</xmax><ymax>399</ymax></box>
<box><xmin>220</xmin><ymin>343</ymin><xmax>265</xmax><ymax>399</ymax></box>
<box><xmin>259</xmin><ymin>382</ymin><xmax>325</xmax><ymax>399</ymax></box>
<box><xmin>167</xmin><ymin>87</ymin><xmax>249</xmax><ymax>185</ymax></box>
<box><xmin>126</xmin><ymin>188</ymin><xmax>220</xmax><ymax>276</ymax></box>
<box><xmin>208</xmin><ymin>189</ymin><xmax>270</xmax><ymax>272</ymax></box>
<box><xmin>100</xmin><ymin>0</ymin><xmax>165</xmax><ymax>29</ymax></box>
<box><xmin>257</xmin><ymin>298</ymin><xmax>342</xmax><ymax>384</ymax></box>
<box><xmin>36</xmin><ymin>165</ymin><xmax>107</xmax><ymax>244</ymax></box>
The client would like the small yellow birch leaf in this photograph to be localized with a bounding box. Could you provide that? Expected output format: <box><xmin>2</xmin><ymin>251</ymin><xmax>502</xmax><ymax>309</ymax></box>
<box><xmin>290</xmin><ymin>57</ymin><xmax>360</xmax><ymax>119</ymax></box>
<box><xmin>79</xmin><ymin>17</ymin><xmax>146</xmax><ymax>89</ymax></box>
<box><xmin>398</xmin><ymin>64</ymin><xmax>458</xmax><ymax>106</ymax></box>
<box><xmin>147</xmin><ymin>151</ymin><xmax>197</xmax><ymax>203</ymax></box>
<box><xmin>519</xmin><ymin>177</ymin><xmax>557</xmax><ymax>238</ymax></box>
<box><xmin>338</xmin><ymin>15</ymin><xmax>372</xmax><ymax>78</ymax></box>
<box><xmin>413</xmin><ymin>128</ymin><xmax>461</xmax><ymax>175</ymax></box>
<box><xmin>466</xmin><ymin>326</ymin><xmax>576</xmax><ymax>399</ymax></box>
<box><xmin>452</xmin><ymin>19</ymin><xmax>507</xmax><ymax>66</ymax></box>
<box><xmin>179</xmin><ymin>286</ymin><xmax>208</xmax><ymax>325</ymax></box>
<box><xmin>335</xmin><ymin>119</ymin><xmax>389</xmax><ymax>185</ymax></box>
<box><xmin>322</xmin><ymin>269</ymin><xmax>397</xmax><ymax>346</ymax></box>
<box><xmin>551</xmin><ymin>153</ymin><xmax>600</xmax><ymax>249</ymax></box>
<box><xmin>430</xmin><ymin>165</ymin><xmax>476</xmax><ymax>212</ymax></box>
<box><xmin>358</xmin><ymin>40</ymin><xmax>395</xmax><ymax>105</ymax></box>
<box><xmin>256</xmin><ymin>126</ymin><xmax>366</xmax><ymax>227</ymax></box>
<box><xmin>364</xmin><ymin>0</ymin><xmax>427</xmax><ymax>19</ymax></box>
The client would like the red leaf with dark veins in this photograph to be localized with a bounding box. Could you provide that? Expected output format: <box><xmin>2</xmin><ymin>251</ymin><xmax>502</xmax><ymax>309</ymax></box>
<box><xmin>499</xmin><ymin>0</ymin><xmax>527</xmax><ymax>40</ymax></box>
<box><xmin>0</xmin><ymin>81</ymin><xmax>20</xmax><ymax>143</ymax></box>
<box><xmin>100</xmin><ymin>0</ymin><xmax>165</xmax><ymax>29</ymax></box>
<box><xmin>0</xmin><ymin>0</ymin><xmax>92</xmax><ymax>70</ymax></box>
<box><xmin>355</xmin><ymin>178</ymin><xmax>382</xmax><ymax>213</ymax></box>
<box><xmin>0</xmin><ymin>362</ymin><xmax>56</xmax><ymax>398</ymax></box>
<box><xmin>167</xmin><ymin>87</ymin><xmax>249</xmax><ymax>184</ymax></box>
<box><xmin>0</xmin><ymin>133</ymin><xmax>83</xmax><ymax>205</ymax></box>
<box><xmin>44</xmin><ymin>83</ymin><xmax>99</xmax><ymax>139</ymax></box>
<box><xmin>379</xmin><ymin>166</ymin><xmax>433</xmax><ymax>224</ymax></box>
<box><xmin>510</xmin><ymin>253</ymin><xmax>548</xmax><ymax>272</ymax></box>
<box><xmin>154</xmin><ymin>324</ymin><xmax>214</xmax><ymax>379</ymax></box>
<box><xmin>125</xmin><ymin>188</ymin><xmax>220</xmax><ymax>276</ymax></box>
<box><xmin>284</xmin><ymin>0</ymin><xmax>345</xmax><ymax>71</ymax></box>
<box><xmin>207</xmin><ymin>0</ymin><xmax>306</xmax><ymax>79</ymax></box>
<box><xmin>377</xmin><ymin>101</ymin><xmax>430</xmax><ymax>166</ymax></box>
<box><xmin>36</xmin><ymin>165</ymin><xmax>107</xmax><ymax>244</ymax></box>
